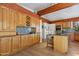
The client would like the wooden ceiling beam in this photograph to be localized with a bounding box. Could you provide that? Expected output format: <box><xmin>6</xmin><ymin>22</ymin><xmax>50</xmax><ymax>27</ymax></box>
<box><xmin>50</xmin><ymin>17</ymin><xmax>79</xmax><ymax>24</ymax></box>
<box><xmin>40</xmin><ymin>17</ymin><xmax>51</xmax><ymax>23</ymax></box>
<box><xmin>38</xmin><ymin>3</ymin><xmax>77</xmax><ymax>16</ymax></box>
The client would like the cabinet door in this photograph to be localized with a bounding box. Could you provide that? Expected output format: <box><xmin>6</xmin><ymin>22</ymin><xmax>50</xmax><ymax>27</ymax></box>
<box><xmin>18</xmin><ymin>12</ymin><xmax>25</xmax><ymax>26</ymax></box>
<box><xmin>75</xmin><ymin>33</ymin><xmax>79</xmax><ymax>41</ymax></box>
<box><xmin>36</xmin><ymin>34</ymin><xmax>40</xmax><ymax>43</ymax></box>
<box><xmin>6</xmin><ymin>7</ymin><xmax>10</xmax><ymax>31</ymax></box>
<box><xmin>12</xmin><ymin>36</ymin><xmax>20</xmax><ymax>53</ymax></box>
<box><xmin>9</xmin><ymin>9</ymin><xmax>16</xmax><ymax>31</ymax></box>
<box><xmin>22</xmin><ymin>14</ymin><xmax>26</xmax><ymax>26</ymax></box>
<box><xmin>28</xmin><ymin>35</ymin><xmax>33</xmax><ymax>45</ymax></box>
<box><xmin>21</xmin><ymin>35</ymin><xmax>29</xmax><ymax>49</ymax></box>
<box><xmin>2</xmin><ymin>7</ymin><xmax>7</xmax><ymax>30</ymax></box>
<box><xmin>30</xmin><ymin>17</ymin><xmax>35</xmax><ymax>27</ymax></box>
<box><xmin>33</xmin><ymin>34</ymin><xmax>37</xmax><ymax>44</ymax></box>
<box><xmin>0</xmin><ymin>37</ymin><xmax>11</xmax><ymax>55</ymax></box>
<box><xmin>54</xmin><ymin>36</ymin><xmax>68</xmax><ymax>53</ymax></box>
<box><xmin>33</xmin><ymin>34</ymin><xmax>40</xmax><ymax>44</ymax></box>
<box><xmin>2</xmin><ymin>7</ymin><xmax>10</xmax><ymax>31</ymax></box>
<box><xmin>0</xmin><ymin>6</ymin><xmax>3</xmax><ymax>31</ymax></box>
<box><xmin>62</xmin><ymin>22</ymin><xmax>71</xmax><ymax>28</ymax></box>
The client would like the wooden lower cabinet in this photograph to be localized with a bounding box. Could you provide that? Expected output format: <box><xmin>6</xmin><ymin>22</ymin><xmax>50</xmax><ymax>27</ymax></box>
<box><xmin>36</xmin><ymin>34</ymin><xmax>40</xmax><ymax>43</ymax></box>
<box><xmin>0</xmin><ymin>37</ymin><xmax>12</xmax><ymax>55</ymax></box>
<box><xmin>21</xmin><ymin>35</ymin><xmax>29</xmax><ymax>49</ymax></box>
<box><xmin>0</xmin><ymin>34</ymin><xmax>40</xmax><ymax>55</ymax></box>
<box><xmin>28</xmin><ymin>35</ymin><xmax>33</xmax><ymax>46</ymax></box>
<box><xmin>33</xmin><ymin>34</ymin><xmax>40</xmax><ymax>44</ymax></box>
<box><xmin>21</xmin><ymin>35</ymin><xmax>34</xmax><ymax>48</ymax></box>
<box><xmin>74</xmin><ymin>32</ymin><xmax>79</xmax><ymax>41</ymax></box>
<box><xmin>11</xmin><ymin>36</ymin><xmax>21</xmax><ymax>54</ymax></box>
<box><xmin>75</xmin><ymin>36</ymin><xmax>79</xmax><ymax>41</ymax></box>
<box><xmin>54</xmin><ymin>35</ymin><xmax>68</xmax><ymax>53</ymax></box>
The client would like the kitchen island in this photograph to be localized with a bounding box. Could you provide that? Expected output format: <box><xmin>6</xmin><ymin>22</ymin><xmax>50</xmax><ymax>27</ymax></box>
<box><xmin>54</xmin><ymin>35</ymin><xmax>68</xmax><ymax>53</ymax></box>
<box><xmin>0</xmin><ymin>33</ymin><xmax>40</xmax><ymax>56</ymax></box>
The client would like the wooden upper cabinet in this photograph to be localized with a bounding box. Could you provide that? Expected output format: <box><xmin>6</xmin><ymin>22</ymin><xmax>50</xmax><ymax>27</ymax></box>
<box><xmin>30</xmin><ymin>17</ymin><xmax>40</xmax><ymax>27</ymax></box>
<box><xmin>30</xmin><ymin>17</ymin><xmax>35</xmax><ymax>27</ymax></box>
<box><xmin>9</xmin><ymin>9</ymin><xmax>17</xmax><ymax>31</ymax></box>
<box><xmin>35</xmin><ymin>18</ymin><xmax>40</xmax><ymax>25</ymax></box>
<box><xmin>0</xmin><ymin>37</ymin><xmax>12</xmax><ymax>55</ymax></box>
<box><xmin>2</xmin><ymin>6</ymin><xmax>7</xmax><ymax>30</ymax></box>
<box><xmin>6</xmin><ymin>7</ymin><xmax>10</xmax><ymax>31</ymax></box>
<box><xmin>0</xmin><ymin>6</ymin><xmax>40</xmax><ymax>32</ymax></box>
<box><xmin>62</xmin><ymin>22</ymin><xmax>71</xmax><ymax>29</ymax></box>
<box><xmin>2</xmin><ymin>6</ymin><xmax>11</xmax><ymax>31</ymax></box>
<box><xmin>1</xmin><ymin>6</ymin><xmax>16</xmax><ymax>31</ymax></box>
<box><xmin>35</xmin><ymin>18</ymin><xmax>40</xmax><ymax>33</ymax></box>
<box><xmin>0</xmin><ymin>6</ymin><xmax>3</xmax><ymax>31</ymax></box>
<box><xmin>18</xmin><ymin>12</ymin><xmax>25</xmax><ymax>26</ymax></box>
<box><xmin>22</xmin><ymin>14</ymin><xmax>26</xmax><ymax>26</ymax></box>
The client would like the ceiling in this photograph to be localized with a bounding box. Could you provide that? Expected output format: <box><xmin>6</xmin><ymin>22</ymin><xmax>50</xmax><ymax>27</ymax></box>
<box><xmin>18</xmin><ymin>3</ymin><xmax>55</xmax><ymax>12</ymax></box>
<box><xmin>42</xmin><ymin>4</ymin><xmax>79</xmax><ymax>21</ymax></box>
<box><xmin>18</xmin><ymin>3</ymin><xmax>79</xmax><ymax>21</ymax></box>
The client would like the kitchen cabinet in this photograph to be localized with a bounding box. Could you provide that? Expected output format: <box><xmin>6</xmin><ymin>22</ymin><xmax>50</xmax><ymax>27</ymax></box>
<box><xmin>18</xmin><ymin>12</ymin><xmax>26</xmax><ymax>26</ymax></box>
<box><xmin>35</xmin><ymin>18</ymin><xmax>40</xmax><ymax>33</ymax></box>
<box><xmin>0</xmin><ymin>37</ymin><xmax>12</xmax><ymax>55</ymax></box>
<box><xmin>0</xmin><ymin>6</ymin><xmax>40</xmax><ymax>32</ymax></box>
<box><xmin>36</xmin><ymin>34</ymin><xmax>40</xmax><ymax>43</ymax></box>
<box><xmin>2</xmin><ymin>6</ymin><xmax>11</xmax><ymax>31</ymax></box>
<box><xmin>22</xmin><ymin>14</ymin><xmax>26</xmax><ymax>26</ymax></box>
<box><xmin>68</xmin><ymin>32</ymin><xmax>75</xmax><ymax>41</ymax></box>
<box><xmin>28</xmin><ymin>34</ymin><xmax>33</xmax><ymax>45</ymax></box>
<box><xmin>30</xmin><ymin>17</ymin><xmax>35</xmax><ymax>27</ymax></box>
<box><xmin>2</xmin><ymin>6</ymin><xmax>7</xmax><ymax>31</ymax></box>
<box><xmin>62</xmin><ymin>22</ymin><xmax>71</xmax><ymax>29</ymax></box>
<box><xmin>9</xmin><ymin>9</ymin><xmax>16</xmax><ymax>31</ymax></box>
<box><xmin>21</xmin><ymin>35</ymin><xmax>29</xmax><ymax>49</ymax></box>
<box><xmin>54</xmin><ymin>35</ymin><xmax>68</xmax><ymax>53</ymax></box>
<box><xmin>0</xmin><ymin>6</ymin><xmax>27</xmax><ymax>31</ymax></box>
<box><xmin>74</xmin><ymin>32</ymin><xmax>79</xmax><ymax>41</ymax></box>
<box><xmin>33</xmin><ymin>34</ymin><xmax>40</xmax><ymax>44</ymax></box>
<box><xmin>21</xmin><ymin>34</ymin><xmax>40</xmax><ymax>48</ymax></box>
<box><xmin>0</xmin><ymin>6</ymin><xmax>3</xmax><ymax>31</ymax></box>
<box><xmin>75</xmin><ymin>35</ymin><xmax>79</xmax><ymax>41</ymax></box>
<box><xmin>11</xmin><ymin>36</ymin><xmax>20</xmax><ymax>54</ymax></box>
<box><xmin>1</xmin><ymin>6</ymin><xmax>16</xmax><ymax>31</ymax></box>
<box><xmin>0</xmin><ymin>34</ymin><xmax>40</xmax><ymax>56</ymax></box>
<box><xmin>31</xmin><ymin>17</ymin><xmax>40</xmax><ymax>27</ymax></box>
<box><xmin>5</xmin><ymin>7</ymin><xmax>10</xmax><ymax>31</ymax></box>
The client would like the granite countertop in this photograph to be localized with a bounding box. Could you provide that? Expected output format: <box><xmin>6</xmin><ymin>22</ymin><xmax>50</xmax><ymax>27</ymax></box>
<box><xmin>0</xmin><ymin>35</ymin><xmax>17</xmax><ymax>38</ymax></box>
<box><xmin>54</xmin><ymin>33</ymin><xmax>68</xmax><ymax>36</ymax></box>
<box><xmin>0</xmin><ymin>33</ymin><xmax>36</xmax><ymax>38</ymax></box>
